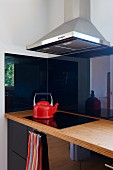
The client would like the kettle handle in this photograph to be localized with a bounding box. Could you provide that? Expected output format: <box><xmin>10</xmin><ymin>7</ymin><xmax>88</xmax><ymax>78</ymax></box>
<box><xmin>33</xmin><ymin>93</ymin><xmax>53</xmax><ymax>106</ymax></box>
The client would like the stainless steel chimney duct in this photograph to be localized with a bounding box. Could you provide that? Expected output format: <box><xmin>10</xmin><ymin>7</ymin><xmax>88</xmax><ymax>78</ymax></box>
<box><xmin>27</xmin><ymin>0</ymin><xmax>110</xmax><ymax>56</ymax></box>
<box><xmin>64</xmin><ymin>0</ymin><xmax>90</xmax><ymax>22</ymax></box>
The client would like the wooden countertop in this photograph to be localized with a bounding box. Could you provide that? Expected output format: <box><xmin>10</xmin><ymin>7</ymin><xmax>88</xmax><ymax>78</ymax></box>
<box><xmin>5</xmin><ymin>110</ymin><xmax>113</xmax><ymax>159</ymax></box>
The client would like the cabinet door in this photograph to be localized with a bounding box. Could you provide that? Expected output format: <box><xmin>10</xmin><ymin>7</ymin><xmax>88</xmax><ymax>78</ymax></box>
<box><xmin>101</xmin><ymin>155</ymin><xmax>113</xmax><ymax>170</ymax></box>
<box><xmin>8</xmin><ymin>120</ymin><xmax>32</xmax><ymax>159</ymax></box>
<box><xmin>9</xmin><ymin>151</ymin><xmax>26</xmax><ymax>170</ymax></box>
<box><xmin>12</xmin><ymin>121</ymin><xmax>28</xmax><ymax>159</ymax></box>
<box><xmin>81</xmin><ymin>152</ymin><xmax>113</xmax><ymax>170</ymax></box>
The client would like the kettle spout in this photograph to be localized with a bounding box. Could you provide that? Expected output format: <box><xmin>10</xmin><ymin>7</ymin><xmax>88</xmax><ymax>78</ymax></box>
<box><xmin>53</xmin><ymin>103</ymin><xmax>59</xmax><ymax>113</ymax></box>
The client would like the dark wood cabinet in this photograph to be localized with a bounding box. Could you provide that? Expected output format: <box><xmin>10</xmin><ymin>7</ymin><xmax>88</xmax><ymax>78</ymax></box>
<box><xmin>8</xmin><ymin>120</ymin><xmax>32</xmax><ymax>170</ymax></box>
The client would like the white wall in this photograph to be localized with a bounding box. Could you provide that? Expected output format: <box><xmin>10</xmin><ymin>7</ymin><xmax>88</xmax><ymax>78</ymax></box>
<box><xmin>0</xmin><ymin>51</ymin><xmax>7</xmax><ymax>170</ymax></box>
<box><xmin>90</xmin><ymin>56</ymin><xmax>110</xmax><ymax>108</ymax></box>
<box><xmin>47</xmin><ymin>0</ymin><xmax>64</xmax><ymax>32</ymax></box>
<box><xmin>0</xmin><ymin>0</ymin><xmax>64</xmax><ymax>48</ymax></box>
<box><xmin>0</xmin><ymin>0</ymin><xmax>49</xmax><ymax>47</ymax></box>
<box><xmin>91</xmin><ymin>0</ymin><xmax>113</xmax><ymax>45</ymax></box>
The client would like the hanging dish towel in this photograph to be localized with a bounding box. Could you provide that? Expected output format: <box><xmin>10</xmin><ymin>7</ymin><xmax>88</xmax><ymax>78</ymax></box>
<box><xmin>26</xmin><ymin>131</ymin><xmax>49</xmax><ymax>170</ymax></box>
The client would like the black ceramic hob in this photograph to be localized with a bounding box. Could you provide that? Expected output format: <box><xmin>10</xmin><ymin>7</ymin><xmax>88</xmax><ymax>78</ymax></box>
<box><xmin>24</xmin><ymin>112</ymin><xmax>98</xmax><ymax>129</ymax></box>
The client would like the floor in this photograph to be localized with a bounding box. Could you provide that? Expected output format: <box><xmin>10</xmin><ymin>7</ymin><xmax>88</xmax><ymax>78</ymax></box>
<box><xmin>47</xmin><ymin>135</ymin><xmax>111</xmax><ymax>170</ymax></box>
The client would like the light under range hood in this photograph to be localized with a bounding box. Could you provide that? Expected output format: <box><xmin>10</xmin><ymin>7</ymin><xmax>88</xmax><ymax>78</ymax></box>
<box><xmin>27</xmin><ymin>0</ymin><xmax>110</xmax><ymax>56</ymax></box>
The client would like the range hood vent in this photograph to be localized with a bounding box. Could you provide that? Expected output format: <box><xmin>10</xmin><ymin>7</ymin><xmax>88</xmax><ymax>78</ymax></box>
<box><xmin>27</xmin><ymin>0</ymin><xmax>110</xmax><ymax>56</ymax></box>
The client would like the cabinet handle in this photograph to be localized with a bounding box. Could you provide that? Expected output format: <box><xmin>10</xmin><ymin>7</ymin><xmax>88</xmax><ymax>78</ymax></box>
<box><xmin>105</xmin><ymin>164</ymin><xmax>113</xmax><ymax>169</ymax></box>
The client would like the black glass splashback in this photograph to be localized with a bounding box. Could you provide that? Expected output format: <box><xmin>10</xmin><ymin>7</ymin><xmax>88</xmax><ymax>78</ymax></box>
<box><xmin>48</xmin><ymin>57</ymin><xmax>78</xmax><ymax>112</ymax></box>
<box><xmin>5</xmin><ymin>54</ymin><xmax>90</xmax><ymax>116</ymax></box>
<box><xmin>24</xmin><ymin>112</ymin><xmax>97</xmax><ymax>129</ymax></box>
<box><xmin>48</xmin><ymin>56</ymin><xmax>90</xmax><ymax>113</ymax></box>
<box><xmin>5</xmin><ymin>54</ymin><xmax>47</xmax><ymax>112</ymax></box>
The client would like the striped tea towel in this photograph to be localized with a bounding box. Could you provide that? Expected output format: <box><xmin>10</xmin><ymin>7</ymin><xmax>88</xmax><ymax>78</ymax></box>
<box><xmin>26</xmin><ymin>132</ymin><xmax>41</xmax><ymax>170</ymax></box>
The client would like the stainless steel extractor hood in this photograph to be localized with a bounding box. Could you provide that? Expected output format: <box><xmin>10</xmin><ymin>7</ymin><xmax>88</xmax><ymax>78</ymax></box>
<box><xmin>27</xmin><ymin>0</ymin><xmax>110</xmax><ymax>56</ymax></box>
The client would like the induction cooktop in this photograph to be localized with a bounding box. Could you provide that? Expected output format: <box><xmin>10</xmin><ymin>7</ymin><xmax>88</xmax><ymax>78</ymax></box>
<box><xmin>24</xmin><ymin>112</ymin><xmax>98</xmax><ymax>129</ymax></box>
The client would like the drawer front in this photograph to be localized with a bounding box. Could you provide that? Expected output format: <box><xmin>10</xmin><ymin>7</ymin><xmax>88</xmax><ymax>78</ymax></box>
<box><xmin>9</xmin><ymin>151</ymin><xmax>26</xmax><ymax>170</ymax></box>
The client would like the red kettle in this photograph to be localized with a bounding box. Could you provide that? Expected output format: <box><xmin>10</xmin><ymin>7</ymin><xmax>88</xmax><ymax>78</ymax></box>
<box><xmin>33</xmin><ymin>93</ymin><xmax>59</xmax><ymax>119</ymax></box>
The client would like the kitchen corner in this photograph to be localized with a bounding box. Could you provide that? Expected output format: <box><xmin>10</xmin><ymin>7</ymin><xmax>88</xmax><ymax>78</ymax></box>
<box><xmin>1</xmin><ymin>0</ymin><xmax>113</xmax><ymax>170</ymax></box>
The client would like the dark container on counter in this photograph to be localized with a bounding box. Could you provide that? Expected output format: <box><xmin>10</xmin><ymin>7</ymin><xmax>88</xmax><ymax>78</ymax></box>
<box><xmin>85</xmin><ymin>90</ymin><xmax>101</xmax><ymax>117</ymax></box>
